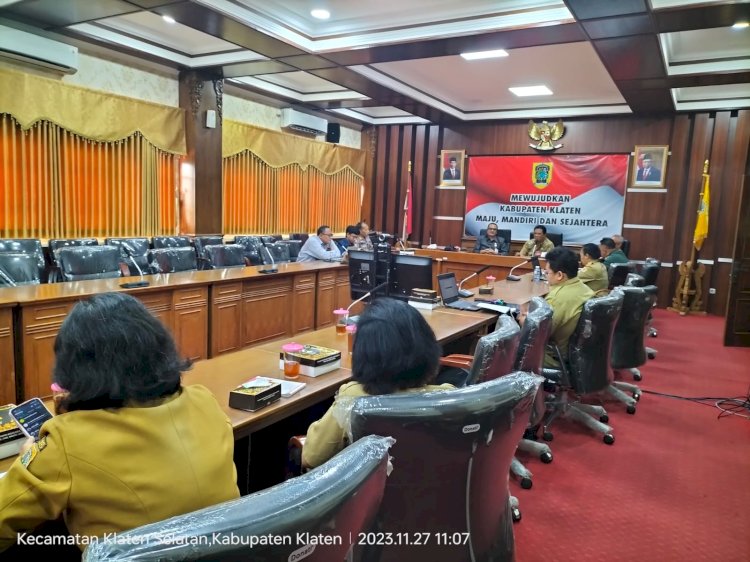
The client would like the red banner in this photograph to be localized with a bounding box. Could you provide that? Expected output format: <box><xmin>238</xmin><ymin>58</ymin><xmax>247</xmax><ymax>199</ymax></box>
<box><xmin>465</xmin><ymin>155</ymin><xmax>629</xmax><ymax>244</ymax></box>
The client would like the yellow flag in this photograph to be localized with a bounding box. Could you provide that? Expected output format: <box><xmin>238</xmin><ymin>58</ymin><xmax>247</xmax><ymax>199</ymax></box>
<box><xmin>693</xmin><ymin>173</ymin><xmax>709</xmax><ymax>251</ymax></box>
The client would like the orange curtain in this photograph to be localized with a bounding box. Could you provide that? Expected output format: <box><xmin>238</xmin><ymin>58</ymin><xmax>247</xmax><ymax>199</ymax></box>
<box><xmin>223</xmin><ymin>150</ymin><xmax>361</xmax><ymax>235</ymax></box>
<box><xmin>0</xmin><ymin>114</ymin><xmax>179</xmax><ymax>239</ymax></box>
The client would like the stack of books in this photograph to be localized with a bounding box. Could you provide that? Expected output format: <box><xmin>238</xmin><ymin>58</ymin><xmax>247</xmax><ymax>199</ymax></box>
<box><xmin>408</xmin><ymin>288</ymin><xmax>440</xmax><ymax>310</ymax></box>
<box><xmin>0</xmin><ymin>404</ymin><xmax>26</xmax><ymax>459</ymax></box>
<box><xmin>278</xmin><ymin>345</ymin><xmax>341</xmax><ymax>377</ymax></box>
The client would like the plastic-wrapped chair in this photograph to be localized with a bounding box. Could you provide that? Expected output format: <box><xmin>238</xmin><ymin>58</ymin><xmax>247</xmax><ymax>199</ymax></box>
<box><xmin>193</xmin><ymin>236</ymin><xmax>224</xmax><ymax>269</ymax></box>
<box><xmin>152</xmin><ymin>236</ymin><xmax>191</xmax><ymax>249</ymax></box>
<box><xmin>620</xmin><ymin>238</ymin><xmax>631</xmax><ymax>257</ymax></box>
<box><xmin>608</xmin><ymin>262</ymin><xmax>635</xmax><ymax>289</ymax></box>
<box><xmin>0</xmin><ymin>253</ymin><xmax>42</xmax><ymax>286</ymax></box>
<box><xmin>57</xmin><ymin>246</ymin><xmax>122</xmax><ymax>281</ymax></box>
<box><xmin>625</xmin><ymin>273</ymin><xmax>645</xmax><ymax>287</ymax></box>
<box><xmin>262</xmin><ymin>241</ymin><xmax>291</xmax><ymax>264</ymax></box>
<box><xmin>641</xmin><ymin>259</ymin><xmax>661</xmax><ymax>354</ymax></box>
<box><xmin>529</xmin><ymin>231</ymin><xmax>563</xmax><ymax>247</ymax></box>
<box><xmin>148</xmin><ymin>247</ymin><xmax>197</xmax><ymax>273</ymax></box>
<box><xmin>279</xmin><ymin>239</ymin><xmax>303</xmax><ymax>262</ymax></box>
<box><xmin>290</xmin><ymin>232</ymin><xmax>310</xmax><ymax>243</ymax></box>
<box><xmin>204</xmin><ymin>244</ymin><xmax>247</xmax><ymax>269</ymax></box>
<box><xmin>542</xmin><ymin>291</ymin><xmax>624</xmax><ymax>445</ymax></box>
<box><xmin>105</xmin><ymin>237</ymin><xmax>150</xmax><ymax>277</ymax></box>
<box><xmin>234</xmin><ymin>235</ymin><xmax>264</xmax><ymax>265</ymax></box>
<box><xmin>348</xmin><ymin>372</ymin><xmax>541</xmax><ymax>562</ymax></box>
<box><xmin>82</xmin><ymin>435</ymin><xmax>394</xmax><ymax>562</ymax></box>
<box><xmin>511</xmin><ymin>298</ymin><xmax>554</xmax><ymax>489</ymax></box>
<box><xmin>48</xmin><ymin>238</ymin><xmax>99</xmax><ymax>282</ymax></box>
<box><xmin>261</xmin><ymin>235</ymin><xmax>280</xmax><ymax>245</ymax></box>
<box><xmin>0</xmin><ymin>238</ymin><xmax>45</xmax><ymax>285</ymax></box>
<box><xmin>608</xmin><ymin>286</ymin><xmax>657</xmax><ymax>414</ymax></box>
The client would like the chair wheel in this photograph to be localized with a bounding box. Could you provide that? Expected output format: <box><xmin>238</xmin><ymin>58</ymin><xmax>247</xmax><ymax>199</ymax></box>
<box><xmin>648</xmin><ymin>352</ymin><xmax>656</xmax><ymax>360</ymax></box>
<box><xmin>521</xmin><ymin>477</ymin><xmax>533</xmax><ymax>490</ymax></box>
<box><xmin>633</xmin><ymin>393</ymin><xmax>641</xmax><ymax>402</ymax></box>
<box><xmin>599</xmin><ymin>414</ymin><xmax>609</xmax><ymax>424</ymax></box>
<box><xmin>512</xmin><ymin>507</ymin><xmax>522</xmax><ymax>523</ymax></box>
<box><xmin>633</xmin><ymin>372</ymin><xmax>642</xmax><ymax>381</ymax></box>
<box><xmin>540</xmin><ymin>451</ymin><xmax>553</xmax><ymax>464</ymax></box>
<box><xmin>626</xmin><ymin>405</ymin><xmax>636</xmax><ymax>415</ymax></box>
<box><xmin>542</xmin><ymin>431</ymin><xmax>554</xmax><ymax>442</ymax></box>
<box><xmin>603</xmin><ymin>433</ymin><xmax>615</xmax><ymax>445</ymax></box>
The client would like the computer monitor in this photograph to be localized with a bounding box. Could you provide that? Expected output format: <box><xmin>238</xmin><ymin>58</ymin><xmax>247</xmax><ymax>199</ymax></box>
<box><xmin>348</xmin><ymin>250</ymin><xmax>377</xmax><ymax>300</ymax></box>
<box><xmin>388</xmin><ymin>254</ymin><xmax>433</xmax><ymax>301</ymax></box>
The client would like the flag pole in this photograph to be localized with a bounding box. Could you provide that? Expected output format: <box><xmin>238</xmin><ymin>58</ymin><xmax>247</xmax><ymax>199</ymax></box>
<box><xmin>669</xmin><ymin>159</ymin><xmax>709</xmax><ymax>316</ymax></box>
<box><xmin>402</xmin><ymin>161</ymin><xmax>412</xmax><ymax>244</ymax></box>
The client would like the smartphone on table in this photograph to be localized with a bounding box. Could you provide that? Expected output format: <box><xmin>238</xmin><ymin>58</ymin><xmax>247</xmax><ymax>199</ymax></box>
<box><xmin>10</xmin><ymin>398</ymin><xmax>54</xmax><ymax>440</ymax></box>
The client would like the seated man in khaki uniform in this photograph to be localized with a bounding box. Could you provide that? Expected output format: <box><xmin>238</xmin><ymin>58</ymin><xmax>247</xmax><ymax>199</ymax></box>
<box><xmin>543</xmin><ymin>247</ymin><xmax>595</xmax><ymax>367</ymax></box>
<box><xmin>578</xmin><ymin>243</ymin><xmax>609</xmax><ymax>295</ymax></box>
<box><xmin>518</xmin><ymin>225</ymin><xmax>555</xmax><ymax>257</ymax></box>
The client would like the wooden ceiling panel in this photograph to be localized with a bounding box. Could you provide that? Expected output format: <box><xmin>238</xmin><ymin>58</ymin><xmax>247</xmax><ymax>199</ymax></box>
<box><xmin>594</xmin><ymin>35</ymin><xmax>666</xmax><ymax>80</ymax></box>
<box><xmin>564</xmin><ymin>0</ymin><xmax>648</xmax><ymax>21</ymax></box>
<box><xmin>581</xmin><ymin>14</ymin><xmax>654</xmax><ymax>39</ymax></box>
<box><xmin>220</xmin><ymin>61</ymin><xmax>296</xmax><ymax>78</ymax></box>
<box><xmin>4</xmin><ymin>0</ymin><xmax>139</xmax><ymax>28</ymax></box>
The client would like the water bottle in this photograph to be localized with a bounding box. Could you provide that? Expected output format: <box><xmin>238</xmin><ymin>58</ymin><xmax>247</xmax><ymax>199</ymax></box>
<box><xmin>533</xmin><ymin>266</ymin><xmax>541</xmax><ymax>281</ymax></box>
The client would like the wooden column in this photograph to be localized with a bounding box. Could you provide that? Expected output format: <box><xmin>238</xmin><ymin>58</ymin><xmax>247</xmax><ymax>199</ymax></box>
<box><xmin>178</xmin><ymin>71</ymin><xmax>223</xmax><ymax>235</ymax></box>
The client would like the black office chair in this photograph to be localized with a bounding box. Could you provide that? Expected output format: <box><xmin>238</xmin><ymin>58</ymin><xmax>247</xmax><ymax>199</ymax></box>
<box><xmin>289</xmin><ymin>232</ymin><xmax>310</xmax><ymax>243</ymax></box>
<box><xmin>349</xmin><ymin>372</ymin><xmax>541</xmax><ymax>562</ymax></box>
<box><xmin>193</xmin><ymin>236</ymin><xmax>224</xmax><ymax>270</ymax></box>
<box><xmin>57</xmin><ymin>246</ymin><xmax>122</xmax><ymax>281</ymax></box>
<box><xmin>542</xmin><ymin>291</ymin><xmax>624</xmax><ymax>444</ymax></box>
<box><xmin>204</xmin><ymin>244</ymin><xmax>247</xmax><ymax>269</ymax></box>
<box><xmin>0</xmin><ymin>238</ymin><xmax>45</xmax><ymax>285</ymax></box>
<box><xmin>234</xmin><ymin>236</ymin><xmax>265</xmax><ymax>266</ymax></box>
<box><xmin>262</xmin><ymin>241</ymin><xmax>291</xmax><ymax>264</ymax></box>
<box><xmin>152</xmin><ymin>236</ymin><xmax>192</xmax><ymax>249</ymax></box>
<box><xmin>105</xmin><ymin>237</ymin><xmax>150</xmax><ymax>277</ymax></box>
<box><xmin>620</xmin><ymin>238</ymin><xmax>631</xmax><ymax>257</ymax></box>
<box><xmin>529</xmin><ymin>231</ymin><xmax>563</xmax><ymax>247</ymax></box>
<box><xmin>0</xmin><ymin>253</ymin><xmax>42</xmax><ymax>286</ymax></box>
<box><xmin>279</xmin><ymin>239</ymin><xmax>303</xmax><ymax>262</ymax></box>
<box><xmin>478</xmin><ymin>228</ymin><xmax>511</xmax><ymax>254</ymax></box>
<box><xmin>261</xmin><ymin>235</ymin><xmax>279</xmax><ymax>245</ymax></box>
<box><xmin>82</xmin><ymin>436</ymin><xmax>394</xmax><ymax>562</ymax></box>
<box><xmin>148</xmin><ymin>247</ymin><xmax>198</xmax><ymax>273</ymax></box>
<box><xmin>48</xmin><ymin>238</ymin><xmax>99</xmax><ymax>282</ymax></box>
<box><xmin>608</xmin><ymin>262</ymin><xmax>635</xmax><ymax>289</ymax></box>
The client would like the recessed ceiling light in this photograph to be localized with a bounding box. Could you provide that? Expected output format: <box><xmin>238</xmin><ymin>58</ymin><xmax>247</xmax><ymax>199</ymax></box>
<box><xmin>162</xmin><ymin>15</ymin><xmax>176</xmax><ymax>24</ymax></box>
<box><xmin>311</xmin><ymin>9</ymin><xmax>331</xmax><ymax>20</ymax></box>
<box><xmin>460</xmin><ymin>49</ymin><xmax>508</xmax><ymax>61</ymax></box>
<box><xmin>509</xmin><ymin>85</ymin><xmax>553</xmax><ymax>97</ymax></box>
<box><xmin>732</xmin><ymin>21</ymin><xmax>749</xmax><ymax>29</ymax></box>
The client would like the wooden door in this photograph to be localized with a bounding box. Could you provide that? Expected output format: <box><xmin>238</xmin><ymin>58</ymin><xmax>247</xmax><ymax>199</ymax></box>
<box><xmin>0</xmin><ymin>307</ymin><xmax>16</xmax><ymax>404</ymax></box>
<box><xmin>173</xmin><ymin>287</ymin><xmax>208</xmax><ymax>361</ymax></box>
<box><xmin>724</xmin><ymin>174</ymin><xmax>750</xmax><ymax>347</ymax></box>
<box><xmin>210</xmin><ymin>282</ymin><xmax>243</xmax><ymax>356</ymax></box>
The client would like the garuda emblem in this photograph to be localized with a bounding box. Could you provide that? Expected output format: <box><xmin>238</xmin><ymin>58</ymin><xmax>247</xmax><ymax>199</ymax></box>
<box><xmin>528</xmin><ymin>119</ymin><xmax>564</xmax><ymax>151</ymax></box>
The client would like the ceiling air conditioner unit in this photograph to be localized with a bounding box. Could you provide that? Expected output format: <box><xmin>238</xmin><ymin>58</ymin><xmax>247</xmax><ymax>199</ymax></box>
<box><xmin>281</xmin><ymin>108</ymin><xmax>327</xmax><ymax>136</ymax></box>
<box><xmin>0</xmin><ymin>25</ymin><xmax>79</xmax><ymax>74</ymax></box>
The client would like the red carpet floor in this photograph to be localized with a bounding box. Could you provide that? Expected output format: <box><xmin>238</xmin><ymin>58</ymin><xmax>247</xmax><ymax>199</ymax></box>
<box><xmin>513</xmin><ymin>309</ymin><xmax>750</xmax><ymax>562</ymax></box>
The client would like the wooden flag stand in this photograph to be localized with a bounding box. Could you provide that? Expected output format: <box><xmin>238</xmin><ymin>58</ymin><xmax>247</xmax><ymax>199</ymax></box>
<box><xmin>668</xmin><ymin>160</ymin><xmax>709</xmax><ymax>316</ymax></box>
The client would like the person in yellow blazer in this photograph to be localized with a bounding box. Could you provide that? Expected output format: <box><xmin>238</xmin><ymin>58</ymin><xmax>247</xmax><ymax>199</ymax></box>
<box><xmin>0</xmin><ymin>293</ymin><xmax>239</xmax><ymax>553</ymax></box>
<box><xmin>302</xmin><ymin>298</ymin><xmax>454</xmax><ymax>468</ymax></box>
<box><xmin>578</xmin><ymin>243</ymin><xmax>609</xmax><ymax>295</ymax></box>
<box><xmin>543</xmin><ymin>247</ymin><xmax>595</xmax><ymax>367</ymax></box>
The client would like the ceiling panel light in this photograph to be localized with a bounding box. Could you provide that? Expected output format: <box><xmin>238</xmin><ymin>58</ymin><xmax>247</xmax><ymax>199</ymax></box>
<box><xmin>162</xmin><ymin>15</ymin><xmax>176</xmax><ymax>24</ymax></box>
<box><xmin>732</xmin><ymin>22</ymin><xmax>749</xmax><ymax>29</ymax></box>
<box><xmin>311</xmin><ymin>9</ymin><xmax>331</xmax><ymax>20</ymax></box>
<box><xmin>460</xmin><ymin>49</ymin><xmax>509</xmax><ymax>60</ymax></box>
<box><xmin>509</xmin><ymin>85</ymin><xmax>553</xmax><ymax>97</ymax></box>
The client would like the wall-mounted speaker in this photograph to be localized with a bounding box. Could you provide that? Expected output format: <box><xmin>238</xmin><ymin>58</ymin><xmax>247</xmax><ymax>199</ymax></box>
<box><xmin>326</xmin><ymin>122</ymin><xmax>341</xmax><ymax>143</ymax></box>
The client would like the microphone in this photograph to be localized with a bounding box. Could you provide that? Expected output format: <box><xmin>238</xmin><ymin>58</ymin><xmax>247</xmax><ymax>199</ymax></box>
<box><xmin>259</xmin><ymin>245</ymin><xmax>277</xmax><ymax>274</ymax></box>
<box><xmin>507</xmin><ymin>260</ymin><xmax>530</xmax><ymax>281</ymax></box>
<box><xmin>347</xmin><ymin>281</ymin><xmax>389</xmax><ymax>312</ymax></box>
<box><xmin>458</xmin><ymin>265</ymin><xmax>491</xmax><ymax>297</ymax></box>
<box><xmin>119</xmin><ymin>245</ymin><xmax>150</xmax><ymax>288</ymax></box>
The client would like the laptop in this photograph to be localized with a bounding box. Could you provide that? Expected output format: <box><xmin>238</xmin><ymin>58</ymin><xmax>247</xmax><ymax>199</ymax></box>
<box><xmin>437</xmin><ymin>273</ymin><xmax>482</xmax><ymax>311</ymax></box>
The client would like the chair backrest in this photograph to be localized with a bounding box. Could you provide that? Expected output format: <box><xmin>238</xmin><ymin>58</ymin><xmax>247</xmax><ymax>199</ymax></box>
<box><xmin>234</xmin><ymin>236</ymin><xmax>264</xmax><ymax>265</ymax></box>
<box><xmin>262</xmin><ymin>241</ymin><xmax>291</xmax><ymax>264</ymax></box>
<box><xmin>0</xmin><ymin>238</ymin><xmax>45</xmax><ymax>283</ymax></box>
<box><xmin>57</xmin><ymin>246</ymin><xmax>122</xmax><ymax>281</ymax></box>
<box><xmin>467</xmin><ymin>315</ymin><xmax>521</xmax><ymax>384</ymax></box>
<box><xmin>148</xmin><ymin>247</ymin><xmax>197</xmax><ymax>273</ymax></box>
<box><xmin>261</xmin><ymin>235</ymin><xmax>279</xmax><ymax>245</ymax></box>
<box><xmin>204</xmin><ymin>244</ymin><xmax>246</xmax><ymax>269</ymax></box>
<box><xmin>529</xmin><ymin>231</ymin><xmax>562</xmax><ymax>247</ymax></box>
<box><xmin>608</xmin><ymin>262</ymin><xmax>635</xmax><ymax>289</ymax></box>
<box><xmin>640</xmin><ymin>259</ymin><xmax>661</xmax><ymax>286</ymax></box>
<box><xmin>193</xmin><ymin>236</ymin><xmax>224</xmax><ymax>257</ymax></box>
<box><xmin>620</xmin><ymin>238</ymin><xmax>631</xmax><ymax>257</ymax></box>
<box><xmin>0</xmin><ymin>253</ymin><xmax>42</xmax><ymax>285</ymax></box>
<box><xmin>566</xmin><ymin>291</ymin><xmax>623</xmax><ymax>395</ymax></box>
<box><xmin>514</xmin><ymin>296</ymin><xmax>554</xmax><ymax>374</ymax></box>
<box><xmin>105</xmin><ymin>237</ymin><xmax>150</xmax><ymax>276</ymax></box>
<box><xmin>289</xmin><ymin>232</ymin><xmax>310</xmax><ymax>243</ymax></box>
<box><xmin>82</xmin><ymin>436</ymin><xmax>394</xmax><ymax>562</ymax></box>
<box><xmin>48</xmin><ymin>238</ymin><xmax>99</xmax><ymax>265</ymax></box>
<box><xmin>611</xmin><ymin>286</ymin><xmax>655</xmax><ymax>370</ymax></box>
<box><xmin>279</xmin><ymin>239</ymin><xmax>303</xmax><ymax>261</ymax></box>
<box><xmin>349</xmin><ymin>372</ymin><xmax>541</xmax><ymax>562</ymax></box>
<box><xmin>625</xmin><ymin>273</ymin><xmax>645</xmax><ymax>287</ymax></box>
<box><xmin>152</xmin><ymin>236</ymin><xmax>191</xmax><ymax>249</ymax></box>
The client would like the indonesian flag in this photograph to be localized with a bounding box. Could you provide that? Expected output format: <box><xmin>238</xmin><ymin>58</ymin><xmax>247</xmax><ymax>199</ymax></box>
<box><xmin>402</xmin><ymin>163</ymin><xmax>412</xmax><ymax>241</ymax></box>
<box><xmin>693</xmin><ymin>171</ymin><xmax>710</xmax><ymax>251</ymax></box>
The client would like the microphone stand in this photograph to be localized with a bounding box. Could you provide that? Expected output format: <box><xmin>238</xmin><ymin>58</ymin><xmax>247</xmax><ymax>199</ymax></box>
<box><xmin>119</xmin><ymin>246</ymin><xmax>150</xmax><ymax>288</ymax></box>
<box><xmin>259</xmin><ymin>246</ymin><xmax>277</xmax><ymax>274</ymax></box>
<box><xmin>347</xmin><ymin>281</ymin><xmax>389</xmax><ymax>313</ymax></box>
<box><xmin>458</xmin><ymin>265</ymin><xmax>491</xmax><ymax>297</ymax></box>
<box><xmin>506</xmin><ymin>260</ymin><xmax>530</xmax><ymax>281</ymax></box>
<box><xmin>0</xmin><ymin>267</ymin><xmax>17</xmax><ymax>287</ymax></box>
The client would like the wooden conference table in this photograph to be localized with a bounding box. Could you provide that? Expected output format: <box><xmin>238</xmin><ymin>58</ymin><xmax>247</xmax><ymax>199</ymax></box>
<box><xmin>0</xmin><ymin>273</ymin><xmax>549</xmax><ymax>481</ymax></box>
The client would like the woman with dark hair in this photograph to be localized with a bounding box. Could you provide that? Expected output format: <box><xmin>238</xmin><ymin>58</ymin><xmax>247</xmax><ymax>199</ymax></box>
<box><xmin>302</xmin><ymin>298</ymin><xmax>453</xmax><ymax>468</ymax></box>
<box><xmin>578</xmin><ymin>243</ymin><xmax>609</xmax><ymax>294</ymax></box>
<box><xmin>0</xmin><ymin>293</ymin><xmax>239</xmax><ymax>553</ymax></box>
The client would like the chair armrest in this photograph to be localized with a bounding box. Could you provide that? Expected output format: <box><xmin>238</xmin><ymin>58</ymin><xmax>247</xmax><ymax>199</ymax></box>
<box><xmin>439</xmin><ymin>354</ymin><xmax>473</xmax><ymax>369</ymax></box>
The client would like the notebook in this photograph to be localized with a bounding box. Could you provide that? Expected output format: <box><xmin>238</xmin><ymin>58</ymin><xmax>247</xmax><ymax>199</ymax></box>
<box><xmin>437</xmin><ymin>273</ymin><xmax>481</xmax><ymax>311</ymax></box>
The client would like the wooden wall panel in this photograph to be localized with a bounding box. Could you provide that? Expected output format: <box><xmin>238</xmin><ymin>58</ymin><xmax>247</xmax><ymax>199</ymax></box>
<box><xmin>368</xmin><ymin>111</ymin><xmax>750</xmax><ymax>314</ymax></box>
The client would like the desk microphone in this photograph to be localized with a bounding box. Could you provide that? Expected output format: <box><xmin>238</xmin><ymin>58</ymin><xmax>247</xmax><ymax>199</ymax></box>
<box><xmin>0</xmin><ymin>267</ymin><xmax>17</xmax><ymax>287</ymax></box>
<box><xmin>259</xmin><ymin>246</ymin><xmax>278</xmax><ymax>274</ymax></box>
<box><xmin>458</xmin><ymin>265</ymin><xmax>491</xmax><ymax>297</ymax></box>
<box><xmin>119</xmin><ymin>246</ymin><xmax>150</xmax><ymax>288</ymax></box>
<box><xmin>506</xmin><ymin>260</ymin><xmax>530</xmax><ymax>282</ymax></box>
<box><xmin>347</xmin><ymin>281</ymin><xmax>389</xmax><ymax>312</ymax></box>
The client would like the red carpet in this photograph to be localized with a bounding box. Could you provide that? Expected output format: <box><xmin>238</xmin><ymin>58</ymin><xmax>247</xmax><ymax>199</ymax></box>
<box><xmin>513</xmin><ymin>310</ymin><xmax>750</xmax><ymax>562</ymax></box>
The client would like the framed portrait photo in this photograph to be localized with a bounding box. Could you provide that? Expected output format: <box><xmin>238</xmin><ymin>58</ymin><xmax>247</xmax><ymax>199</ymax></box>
<box><xmin>631</xmin><ymin>145</ymin><xmax>668</xmax><ymax>188</ymax></box>
<box><xmin>439</xmin><ymin>149</ymin><xmax>465</xmax><ymax>186</ymax></box>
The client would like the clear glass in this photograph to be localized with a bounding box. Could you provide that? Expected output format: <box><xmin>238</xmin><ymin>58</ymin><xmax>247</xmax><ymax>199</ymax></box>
<box><xmin>485</xmin><ymin>275</ymin><xmax>496</xmax><ymax>292</ymax></box>
<box><xmin>334</xmin><ymin>308</ymin><xmax>349</xmax><ymax>335</ymax></box>
<box><xmin>346</xmin><ymin>324</ymin><xmax>357</xmax><ymax>354</ymax></box>
<box><xmin>281</xmin><ymin>343</ymin><xmax>303</xmax><ymax>379</ymax></box>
